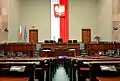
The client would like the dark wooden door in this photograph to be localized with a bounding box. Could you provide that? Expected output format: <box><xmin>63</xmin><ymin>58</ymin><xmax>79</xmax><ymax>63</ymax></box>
<box><xmin>29</xmin><ymin>29</ymin><xmax>38</xmax><ymax>44</ymax></box>
<box><xmin>82</xmin><ymin>29</ymin><xmax>91</xmax><ymax>43</ymax></box>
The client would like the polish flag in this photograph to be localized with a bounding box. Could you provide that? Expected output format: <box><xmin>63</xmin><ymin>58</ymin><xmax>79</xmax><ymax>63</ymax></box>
<box><xmin>51</xmin><ymin>0</ymin><xmax>69</xmax><ymax>43</ymax></box>
<box><xmin>19</xmin><ymin>25</ymin><xmax>22</xmax><ymax>40</ymax></box>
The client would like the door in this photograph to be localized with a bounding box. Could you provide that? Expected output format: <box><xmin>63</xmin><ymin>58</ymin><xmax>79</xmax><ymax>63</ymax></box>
<box><xmin>29</xmin><ymin>29</ymin><xmax>38</xmax><ymax>44</ymax></box>
<box><xmin>82</xmin><ymin>29</ymin><xmax>91</xmax><ymax>43</ymax></box>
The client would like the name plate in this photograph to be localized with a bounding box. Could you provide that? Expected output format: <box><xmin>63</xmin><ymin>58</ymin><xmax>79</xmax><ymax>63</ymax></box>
<box><xmin>100</xmin><ymin>65</ymin><xmax>117</xmax><ymax>71</ymax></box>
<box><xmin>10</xmin><ymin>66</ymin><xmax>26</xmax><ymax>72</ymax></box>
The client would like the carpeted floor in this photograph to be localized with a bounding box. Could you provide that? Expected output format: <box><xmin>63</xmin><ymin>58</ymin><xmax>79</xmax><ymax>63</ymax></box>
<box><xmin>52</xmin><ymin>66</ymin><xmax>70</xmax><ymax>81</ymax></box>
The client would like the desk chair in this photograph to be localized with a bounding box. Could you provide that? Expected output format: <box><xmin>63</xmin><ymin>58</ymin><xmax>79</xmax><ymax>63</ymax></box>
<box><xmin>35</xmin><ymin>60</ymin><xmax>44</xmax><ymax>81</ymax></box>
<box><xmin>44</xmin><ymin>40</ymin><xmax>50</xmax><ymax>43</ymax></box>
<box><xmin>79</xmin><ymin>61</ymin><xmax>90</xmax><ymax>81</ymax></box>
<box><xmin>71</xmin><ymin>59</ymin><xmax>79</xmax><ymax>81</ymax></box>
<box><xmin>33</xmin><ymin>44</ymin><xmax>42</xmax><ymax>57</ymax></box>
<box><xmin>80</xmin><ymin>43</ymin><xmax>87</xmax><ymax>56</ymax></box>
<box><xmin>58</xmin><ymin>38</ymin><xmax>63</xmax><ymax>43</ymax></box>
<box><xmin>68</xmin><ymin>40</ymin><xmax>72</xmax><ymax>44</ymax></box>
<box><xmin>80</xmin><ymin>49</ymin><xmax>87</xmax><ymax>55</ymax></box>
<box><xmin>49</xmin><ymin>40</ymin><xmax>56</xmax><ymax>43</ymax></box>
<box><xmin>73</xmin><ymin>40</ymin><xmax>77</xmax><ymax>43</ymax></box>
<box><xmin>49</xmin><ymin>40</ymin><xmax>53</xmax><ymax>43</ymax></box>
<box><xmin>44</xmin><ymin>59</ymin><xmax>51</xmax><ymax>81</ymax></box>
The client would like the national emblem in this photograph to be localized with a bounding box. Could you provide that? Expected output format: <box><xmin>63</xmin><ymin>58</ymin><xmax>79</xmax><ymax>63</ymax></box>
<box><xmin>54</xmin><ymin>4</ymin><xmax>65</xmax><ymax>17</ymax></box>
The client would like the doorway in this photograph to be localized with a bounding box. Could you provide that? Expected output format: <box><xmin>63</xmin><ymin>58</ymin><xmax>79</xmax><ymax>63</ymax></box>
<box><xmin>82</xmin><ymin>29</ymin><xmax>91</xmax><ymax>43</ymax></box>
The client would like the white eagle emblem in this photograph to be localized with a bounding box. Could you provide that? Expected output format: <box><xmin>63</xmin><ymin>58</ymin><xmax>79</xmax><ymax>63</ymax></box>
<box><xmin>55</xmin><ymin>5</ymin><xmax>65</xmax><ymax>16</ymax></box>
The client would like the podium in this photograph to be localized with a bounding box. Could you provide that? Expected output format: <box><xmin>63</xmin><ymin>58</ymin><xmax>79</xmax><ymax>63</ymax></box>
<box><xmin>29</xmin><ymin>29</ymin><xmax>38</xmax><ymax>43</ymax></box>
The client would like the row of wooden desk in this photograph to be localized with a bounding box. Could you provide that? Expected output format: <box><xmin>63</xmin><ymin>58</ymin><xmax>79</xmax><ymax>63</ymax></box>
<box><xmin>0</xmin><ymin>43</ymin><xmax>80</xmax><ymax>51</ymax></box>
<box><xmin>0</xmin><ymin>57</ymin><xmax>53</xmax><ymax>81</ymax></box>
<box><xmin>0</xmin><ymin>43</ymin><xmax>80</xmax><ymax>57</ymax></box>
<box><xmin>0</xmin><ymin>57</ymin><xmax>56</xmax><ymax>81</ymax></box>
<box><xmin>1</xmin><ymin>42</ymin><xmax>120</xmax><ymax>56</ymax></box>
<box><xmin>71</xmin><ymin>56</ymin><xmax>120</xmax><ymax>81</ymax></box>
<box><xmin>0</xmin><ymin>56</ymin><xmax>119</xmax><ymax>81</ymax></box>
<box><xmin>0</xmin><ymin>61</ymin><xmax>36</xmax><ymax>81</ymax></box>
<box><xmin>87</xmin><ymin>43</ymin><xmax>120</xmax><ymax>55</ymax></box>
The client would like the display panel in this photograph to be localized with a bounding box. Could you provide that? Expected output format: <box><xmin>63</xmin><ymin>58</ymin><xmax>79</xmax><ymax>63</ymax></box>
<box><xmin>10</xmin><ymin>66</ymin><xmax>26</xmax><ymax>72</ymax></box>
<box><xmin>100</xmin><ymin>65</ymin><xmax>117</xmax><ymax>71</ymax></box>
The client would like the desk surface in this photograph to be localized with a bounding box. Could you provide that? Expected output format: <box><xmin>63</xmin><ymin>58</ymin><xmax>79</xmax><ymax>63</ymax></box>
<box><xmin>83</xmin><ymin>61</ymin><xmax>120</xmax><ymax>64</ymax></box>
<box><xmin>0</xmin><ymin>77</ymin><xmax>29</xmax><ymax>81</ymax></box>
<box><xmin>96</xmin><ymin>77</ymin><xmax>120</xmax><ymax>81</ymax></box>
<box><xmin>71</xmin><ymin>56</ymin><xmax>120</xmax><ymax>61</ymax></box>
<box><xmin>0</xmin><ymin>62</ymin><xmax>40</xmax><ymax>64</ymax></box>
<box><xmin>0</xmin><ymin>57</ymin><xmax>119</xmax><ymax>61</ymax></box>
<box><xmin>0</xmin><ymin>57</ymin><xmax>55</xmax><ymax>61</ymax></box>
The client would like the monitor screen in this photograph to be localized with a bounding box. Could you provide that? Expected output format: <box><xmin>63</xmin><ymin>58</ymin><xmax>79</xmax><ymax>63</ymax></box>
<box><xmin>100</xmin><ymin>65</ymin><xmax>117</xmax><ymax>71</ymax></box>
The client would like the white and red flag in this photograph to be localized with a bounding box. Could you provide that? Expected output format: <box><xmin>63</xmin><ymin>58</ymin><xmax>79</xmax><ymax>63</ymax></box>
<box><xmin>19</xmin><ymin>25</ymin><xmax>22</xmax><ymax>41</ymax></box>
<box><xmin>51</xmin><ymin>0</ymin><xmax>69</xmax><ymax>43</ymax></box>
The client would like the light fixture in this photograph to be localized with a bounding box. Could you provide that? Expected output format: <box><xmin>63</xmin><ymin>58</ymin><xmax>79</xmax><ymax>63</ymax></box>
<box><xmin>4</xmin><ymin>28</ymin><xmax>8</xmax><ymax>32</ymax></box>
<box><xmin>0</xmin><ymin>28</ymin><xmax>8</xmax><ymax>32</ymax></box>
<box><xmin>113</xmin><ymin>27</ymin><xmax>118</xmax><ymax>30</ymax></box>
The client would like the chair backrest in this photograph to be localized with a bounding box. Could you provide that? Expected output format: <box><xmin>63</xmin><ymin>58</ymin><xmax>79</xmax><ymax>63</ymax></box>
<box><xmin>80</xmin><ymin>43</ymin><xmax>85</xmax><ymax>50</ymax></box>
<box><xmin>44</xmin><ymin>40</ymin><xmax>49</xmax><ymax>43</ymax></box>
<box><xmin>73</xmin><ymin>40</ymin><xmax>77</xmax><ymax>43</ymax></box>
<box><xmin>58</xmin><ymin>38</ymin><xmax>63</xmax><ymax>43</ymax></box>
<box><xmin>36</xmin><ymin>43</ymin><xmax>42</xmax><ymax>51</ymax></box>
<box><xmin>49</xmin><ymin>40</ymin><xmax>54</xmax><ymax>43</ymax></box>
<box><xmin>80</xmin><ymin>43</ymin><xmax>87</xmax><ymax>55</ymax></box>
<box><xmin>68</xmin><ymin>40</ymin><xmax>72</xmax><ymax>44</ymax></box>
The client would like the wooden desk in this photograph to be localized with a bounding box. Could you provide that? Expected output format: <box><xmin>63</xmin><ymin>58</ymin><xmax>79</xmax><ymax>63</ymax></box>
<box><xmin>0</xmin><ymin>62</ymin><xmax>39</xmax><ymax>64</ymax></box>
<box><xmin>0</xmin><ymin>43</ymin><xmax>80</xmax><ymax>57</ymax></box>
<box><xmin>0</xmin><ymin>43</ymin><xmax>35</xmax><ymax>52</ymax></box>
<box><xmin>96</xmin><ymin>77</ymin><xmax>120</xmax><ymax>81</ymax></box>
<box><xmin>0</xmin><ymin>77</ymin><xmax>29</xmax><ymax>81</ymax></box>
<box><xmin>41</xmin><ymin>43</ymin><xmax>80</xmax><ymax>56</ymax></box>
<box><xmin>42</xmin><ymin>43</ymin><xmax>80</xmax><ymax>49</ymax></box>
<box><xmin>86</xmin><ymin>61</ymin><xmax>120</xmax><ymax>81</ymax></box>
<box><xmin>83</xmin><ymin>61</ymin><xmax>120</xmax><ymax>64</ymax></box>
<box><xmin>87</xmin><ymin>43</ymin><xmax>120</xmax><ymax>55</ymax></box>
<box><xmin>0</xmin><ymin>57</ymin><xmax>55</xmax><ymax>61</ymax></box>
<box><xmin>71</xmin><ymin>57</ymin><xmax>120</xmax><ymax>62</ymax></box>
<box><xmin>0</xmin><ymin>61</ymin><xmax>35</xmax><ymax>81</ymax></box>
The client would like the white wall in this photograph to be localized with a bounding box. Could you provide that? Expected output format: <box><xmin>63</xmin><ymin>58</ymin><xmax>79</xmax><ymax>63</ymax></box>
<box><xmin>97</xmin><ymin>0</ymin><xmax>113</xmax><ymax>41</ymax></box>
<box><xmin>20</xmin><ymin>0</ymin><xmax>50</xmax><ymax>42</ymax></box>
<box><xmin>0</xmin><ymin>0</ymin><xmax>9</xmax><ymax>42</ymax></box>
<box><xmin>8</xmin><ymin>0</ymin><xmax>20</xmax><ymax>42</ymax></box>
<box><xmin>69</xmin><ymin>0</ymin><xmax>98</xmax><ymax>41</ymax></box>
<box><xmin>7</xmin><ymin>0</ymin><xmax>113</xmax><ymax>42</ymax></box>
